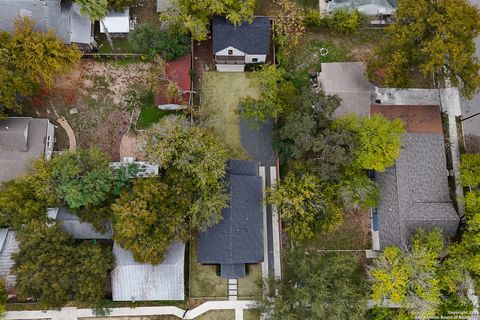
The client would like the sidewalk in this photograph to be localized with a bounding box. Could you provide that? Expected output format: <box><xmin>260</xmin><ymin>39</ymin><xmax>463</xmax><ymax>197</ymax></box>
<box><xmin>5</xmin><ymin>300</ymin><xmax>256</xmax><ymax>320</ymax></box>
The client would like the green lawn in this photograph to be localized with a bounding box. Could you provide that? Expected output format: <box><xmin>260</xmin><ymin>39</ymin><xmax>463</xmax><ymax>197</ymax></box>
<box><xmin>97</xmin><ymin>34</ymin><xmax>142</xmax><ymax>54</ymax></box>
<box><xmin>199</xmin><ymin>72</ymin><xmax>260</xmax><ymax>160</ymax></box>
<box><xmin>137</xmin><ymin>106</ymin><xmax>174</xmax><ymax>129</ymax></box>
<box><xmin>195</xmin><ymin>310</ymin><xmax>235</xmax><ymax>320</ymax></box>
<box><xmin>238</xmin><ymin>264</ymin><xmax>263</xmax><ymax>298</ymax></box>
<box><xmin>189</xmin><ymin>237</ymin><xmax>228</xmax><ymax>298</ymax></box>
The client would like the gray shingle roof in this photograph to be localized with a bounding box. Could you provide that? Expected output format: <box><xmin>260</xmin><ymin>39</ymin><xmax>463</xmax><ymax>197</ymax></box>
<box><xmin>198</xmin><ymin>160</ymin><xmax>263</xmax><ymax>279</ymax></box>
<box><xmin>212</xmin><ymin>16</ymin><xmax>270</xmax><ymax>55</ymax></box>
<box><xmin>377</xmin><ymin>133</ymin><xmax>459</xmax><ymax>249</ymax></box>
<box><xmin>0</xmin><ymin>117</ymin><xmax>52</xmax><ymax>183</ymax></box>
<box><xmin>112</xmin><ymin>242</ymin><xmax>185</xmax><ymax>301</ymax></box>
<box><xmin>0</xmin><ymin>0</ymin><xmax>91</xmax><ymax>44</ymax></box>
<box><xmin>0</xmin><ymin>117</ymin><xmax>30</xmax><ymax>152</ymax></box>
<box><xmin>48</xmin><ymin>207</ymin><xmax>113</xmax><ymax>240</ymax></box>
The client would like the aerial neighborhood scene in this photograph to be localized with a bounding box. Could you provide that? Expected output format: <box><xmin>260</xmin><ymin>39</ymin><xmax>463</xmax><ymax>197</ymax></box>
<box><xmin>2</xmin><ymin>0</ymin><xmax>480</xmax><ymax>319</ymax></box>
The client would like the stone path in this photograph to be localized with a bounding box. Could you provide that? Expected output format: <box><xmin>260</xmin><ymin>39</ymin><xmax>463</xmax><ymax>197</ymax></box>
<box><xmin>57</xmin><ymin>117</ymin><xmax>76</xmax><ymax>151</ymax></box>
<box><xmin>5</xmin><ymin>300</ymin><xmax>256</xmax><ymax>320</ymax></box>
<box><xmin>228</xmin><ymin>278</ymin><xmax>238</xmax><ymax>301</ymax></box>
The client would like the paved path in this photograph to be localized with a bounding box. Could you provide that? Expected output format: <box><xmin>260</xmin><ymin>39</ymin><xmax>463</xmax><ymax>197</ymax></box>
<box><xmin>5</xmin><ymin>300</ymin><xmax>256</xmax><ymax>320</ymax></box>
<box><xmin>240</xmin><ymin>117</ymin><xmax>280</xmax><ymax>278</ymax></box>
<box><xmin>439</xmin><ymin>85</ymin><xmax>466</xmax><ymax>218</ymax></box>
<box><xmin>57</xmin><ymin>117</ymin><xmax>76</xmax><ymax>151</ymax></box>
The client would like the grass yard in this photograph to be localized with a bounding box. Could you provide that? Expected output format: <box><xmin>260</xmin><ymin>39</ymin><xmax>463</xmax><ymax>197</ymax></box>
<box><xmin>195</xmin><ymin>310</ymin><xmax>235</xmax><ymax>320</ymax></box>
<box><xmin>189</xmin><ymin>237</ymin><xmax>228</xmax><ymax>298</ymax></box>
<box><xmin>137</xmin><ymin>106</ymin><xmax>174</xmax><ymax>129</ymax></box>
<box><xmin>237</xmin><ymin>264</ymin><xmax>263</xmax><ymax>298</ymax></box>
<box><xmin>96</xmin><ymin>34</ymin><xmax>141</xmax><ymax>54</ymax></box>
<box><xmin>199</xmin><ymin>72</ymin><xmax>260</xmax><ymax>160</ymax></box>
<box><xmin>307</xmin><ymin>208</ymin><xmax>372</xmax><ymax>250</ymax></box>
<box><xmin>244</xmin><ymin>310</ymin><xmax>261</xmax><ymax>320</ymax></box>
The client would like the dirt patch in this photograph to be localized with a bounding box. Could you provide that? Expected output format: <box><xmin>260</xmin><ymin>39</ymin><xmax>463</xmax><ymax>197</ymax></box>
<box><xmin>21</xmin><ymin>60</ymin><xmax>153</xmax><ymax>160</ymax></box>
<box><xmin>119</xmin><ymin>132</ymin><xmax>146</xmax><ymax>160</ymax></box>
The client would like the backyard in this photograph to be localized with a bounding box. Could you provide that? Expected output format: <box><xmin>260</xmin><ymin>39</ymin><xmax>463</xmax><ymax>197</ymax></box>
<box><xmin>20</xmin><ymin>60</ymin><xmax>155</xmax><ymax>160</ymax></box>
<box><xmin>198</xmin><ymin>72</ymin><xmax>261</xmax><ymax>160</ymax></box>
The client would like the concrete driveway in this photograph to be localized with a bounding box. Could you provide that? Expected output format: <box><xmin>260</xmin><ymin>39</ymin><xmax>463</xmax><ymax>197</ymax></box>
<box><xmin>461</xmin><ymin>0</ymin><xmax>480</xmax><ymax>152</ymax></box>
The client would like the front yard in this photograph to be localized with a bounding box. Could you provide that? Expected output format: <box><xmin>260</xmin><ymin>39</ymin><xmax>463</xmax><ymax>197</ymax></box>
<box><xmin>199</xmin><ymin>72</ymin><xmax>260</xmax><ymax>160</ymax></box>
<box><xmin>189</xmin><ymin>237</ymin><xmax>263</xmax><ymax>299</ymax></box>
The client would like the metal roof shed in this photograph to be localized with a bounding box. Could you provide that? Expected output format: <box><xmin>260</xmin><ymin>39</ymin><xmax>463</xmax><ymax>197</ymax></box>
<box><xmin>112</xmin><ymin>242</ymin><xmax>185</xmax><ymax>301</ymax></box>
<box><xmin>100</xmin><ymin>9</ymin><xmax>130</xmax><ymax>33</ymax></box>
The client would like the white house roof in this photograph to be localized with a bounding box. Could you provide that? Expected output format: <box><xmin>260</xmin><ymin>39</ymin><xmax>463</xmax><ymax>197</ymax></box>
<box><xmin>100</xmin><ymin>9</ymin><xmax>130</xmax><ymax>33</ymax></box>
<box><xmin>112</xmin><ymin>242</ymin><xmax>185</xmax><ymax>301</ymax></box>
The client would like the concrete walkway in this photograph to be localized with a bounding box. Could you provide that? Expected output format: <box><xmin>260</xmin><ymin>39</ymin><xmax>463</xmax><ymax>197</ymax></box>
<box><xmin>57</xmin><ymin>117</ymin><xmax>76</xmax><ymax>151</ymax></box>
<box><xmin>5</xmin><ymin>300</ymin><xmax>256</xmax><ymax>320</ymax></box>
<box><xmin>439</xmin><ymin>85</ymin><xmax>466</xmax><ymax>218</ymax></box>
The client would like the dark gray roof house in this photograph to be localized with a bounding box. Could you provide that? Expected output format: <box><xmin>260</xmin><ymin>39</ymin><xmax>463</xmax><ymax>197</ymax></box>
<box><xmin>0</xmin><ymin>117</ymin><xmax>54</xmax><ymax>183</ymax></box>
<box><xmin>198</xmin><ymin>160</ymin><xmax>263</xmax><ymax>279</ymax></box>
<box><xmin>375</xmin><ymin>133</ymin><xmax>459</xmax><ymax>249</ymax></box>
<box><xmin>212</xmin><ymin>16</ymin><xmax>270</xmax><ymax>55</ymax></box>
<box><xmin>0</xmin><ymin>0</ymin><xmax>92</xmax><ymax>45</ymax></box>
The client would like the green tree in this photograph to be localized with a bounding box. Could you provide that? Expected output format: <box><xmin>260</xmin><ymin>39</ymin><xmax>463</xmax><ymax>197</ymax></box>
<box><xmin>240</xmin><ymin>65</ymin><xmax>288</xmax><ymax>121</ymax></box>
<box><xmin>108</xmin><ymin>0</ymin><xmax>134</xmax><ymax>11</ymax></box>
<box><xmin>368</xmin><ymin>228</ymin><xmax>464</xmax><ymax>318</ymax></box>
<box><xmin>0</xmin><ymin>18</ymin><xmax>81</xmax><ymax>109</ymax></box>
<box><xmin>0</xmin><ymin>159</ymin><xmax>58</xmax><ymax>229</ymax></box>
<box><xmin>160</xmin><ymin>0</ymin><xmax>256</xmax><ymax>41</ymax></box>
<box><xmin>258</xmin><ymin>249</ymin><xmax>367</xmax><ymax>319</ymax></box>
<box><xmin>141</xmin><ymin>115</ymin><xmax>229</xmax><ymax>230</ymax></box>
<box><xmin>0</xmin><ymin>279</ymin><xmax>7</xmax><ymax>318</ymax></box>
<box><xmin>323</xmin><ymin>9</ymin><xmax>362</xmax><ymax>34</ymax></box>
<box><xmin>128</xmin><ymin>24</ymin><xmax>190</xmax><ymax>60</ymax></box>
<box><xmin>112</xmin><ymin>176</ymin><xmax>189</xmax><ymax>264</ymax></box>
<box><xmin>334</xmin><ymin>114</ymin><xmax>405</xmax><ymax>172</ymax></box>
<box><xmin>51</xmin><ymin>148</ymin><xmax>113</xmax><ymax>209</ymax></box>
<box><xmin>266</xmin><ymin>173</ymin><xmax>343</xmax><ymax>241</ymax></box>
<box><xmin>460</xmin><ymin>153</ymin><xmax>480</xmax><ymax>190</ymax></box>
<box><xmin>13</xmin><ymin>221</ymin><xmax>113</xmax><ymax>308</ymax></box>
<box><xmin>366</xmin><ymin>0</ymin><xmax>480</xmax><ymax>98</ymax></box>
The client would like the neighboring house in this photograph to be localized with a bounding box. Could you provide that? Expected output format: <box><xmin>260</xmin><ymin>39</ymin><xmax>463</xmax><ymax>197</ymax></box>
<box><xmin>0</xmin><ymin>0</ymin><xmax>92</xmax><ymax>47</ymax></box>
<box><xmin>323</xmin><ymin>0</ymin><xmax>397</xmax><ymax>16</ymax></box>
<box><xmin>100</xmin><ymin>9</ymin><xmax>130</xmax><ymax>34</ymax></box>
<box><xmin>198</xmin><ymin>160</ymin><xmax>263</xmax><ymax>279</ymax></box>
<box><xmin>370</xmin><ymin>104</ymin><xmax>459</xmax><ymax>250</ymax></box>
<box><xmin>155</xmin><ymin>54</ymin><xmax>192</xmax><ymax>109</ymax></box>
<box><xmin>157</xmin><ymin>0</ymin><xmax>171</xmax><ymax>13</ymax></box>
<box><xmin>212</xmin><ymin>16</ymin><xmax>270</xmax><ymax>72</ymax></box>
<box><xmin>319</xmin><ymin>62</ymin><xmax>372</xmax><ymax>118</ymax></box>
<box><xmin>110</xmin><ymin>157</ymin><xmax>159</xmax><ymax>177</ymax></box>
<box><xmin>0</xmin><ymin>117</ymin><xmax>54</xmax><ymax>183</ymax></box>
<box><xmin>0</xmin><ymin>229</ymin><xmax>19</xmax><ymax>294</ymax></box>
<box><xmin>46</xmin><ymin>207</ymin><xmax>113</xmax><ymax>240</ymax></box>
<box><xmin>111</xmin><ymin>242</ymin><xmax>185</xmax><ymax>301</ymax></box>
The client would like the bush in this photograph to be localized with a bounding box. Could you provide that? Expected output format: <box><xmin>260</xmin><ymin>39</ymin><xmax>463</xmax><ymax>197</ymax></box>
<box><xmin>323</xmin><ymin>9</ymin><xmax>362</xmax><ymax>34</ymax></box>
<box><xmin>303</xmin><ymin>8</ymin><xmax>322</xmax><ymax>28</ymax></box>
<box><xmin>128</xmin><ymin>24</ymin><xmax>190</xmax><ymax>61</ymax></box>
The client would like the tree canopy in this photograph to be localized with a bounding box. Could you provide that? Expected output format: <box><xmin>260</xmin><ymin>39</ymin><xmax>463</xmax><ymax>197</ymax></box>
<box><xmin>258</xmin><ymin>249</ymin><xmax>368</xmax><ymax>320</ymax></box>
<box><xmin>369</xmin><ymin>228</ymin><xmax>472</xmax><ymax>318</ymax></box>
<box><xmin>240</xmin><ymin>65</ymin><xmax>288</xmax><ymax>122</ymax></box>
<box><xmin>366</xmin><ymin>0</ymin><xmax>480</xmax><ymax>97</ymax></box>
<box><xmin>0</xmin><ymin>17</ymin><xmax>81</xmax><ymax>109</ymax></box>
<box><xmin>141</xmin><ymin>115</ymin><xmax>229</xmax><ymax>230</ymax></box>
<box><xmin>460</xmin><ymin>153</ymin><xmax>480</xmax><ymax>191</ymax></box>
<box><xmin>160</xmin><ymin>0</ymin><xmax>256</xmax><ymax>41</ymax></box>
<box><xmin>13</xmin><ymin>221</ymin><xmax>113</xmax><ymax>308</ymax></box>
<box><xmin>51</xmin><ymin>148</ymin><xmax>113</xmax><ymax>209</ymax></box>
<box><xmin>334</xmin><ymin>114</ymin><xmax>405</xmax><ymax>172</ymax></box>
<box><xmin>112</xmin><ymin>175</ymin><xmax>190</xmax><ymax>264</ymax></box>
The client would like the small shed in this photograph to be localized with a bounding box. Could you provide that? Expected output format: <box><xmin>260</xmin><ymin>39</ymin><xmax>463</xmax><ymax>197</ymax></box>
<box><xmin>111</xmin><ymin>242</ymin><xmax>185</xmax><ymax>301</ymax></box>
<box><xmin>100</xmin><ymin>9</ymin><xmax>130</xmax><ymax>34</ymax></box>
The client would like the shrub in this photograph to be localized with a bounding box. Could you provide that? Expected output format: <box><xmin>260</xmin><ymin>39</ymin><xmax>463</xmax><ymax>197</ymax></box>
<box><xmin>128</xmin><ymin>24</ymin><xmax>190</xmax><ymax>61</ymax></box>
<box><xmin>303</xmin><ymin>8</ymin><xmax>322</xmax><ymax>28</ymax></box>
<box><xmin>323</xmin><ymin>9</ymin><xmax>362</xmax><ymax>34</ymax></box>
